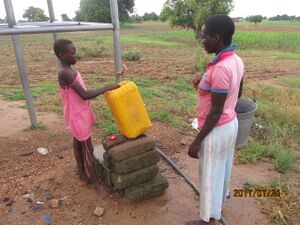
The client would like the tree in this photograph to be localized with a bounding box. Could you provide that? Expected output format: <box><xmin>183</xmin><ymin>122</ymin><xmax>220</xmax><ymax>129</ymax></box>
<box><xmin>61</xmin><ymin>14</ymin><xmax>72</xmax><ymax>21</ymax></box>
<box><xmin>143</xmin><ymin>12</ymin><xmax>159</xmax><ymax>21</ymax></box>
<box><xmin>0</xmin><ymin>17</ymin><xmax>7</xmax><ymax>23</ymax></box>
<box><xmin>246</xmin><ymin>15</ymin><xmax>263</xmax><ymax>24</ymax></box>
<box><xmin>129</xmin><ymin>14</ymin><xmax>143</xmax><ymax>22</ymax></box>
<box><xmin>77</xmin><ymin>0</ymin><xmax>134</xmax><ymax>22</ymax></box>
<box><xmin>23</xmin><ymin>6</ymin><xmax>49</xmax><ymax>22</ymax></box>
<box><xmin>161</xmin><ymin>0</ymin><xmax>234</xmax><ymax>36</ymax></box>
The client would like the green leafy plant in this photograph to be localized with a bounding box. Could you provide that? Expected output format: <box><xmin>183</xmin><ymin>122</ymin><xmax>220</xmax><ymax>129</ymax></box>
<box><xmin>122</xmin><ymin>50</ymin><xmax>140</xmax><ymax>61</ymax></box>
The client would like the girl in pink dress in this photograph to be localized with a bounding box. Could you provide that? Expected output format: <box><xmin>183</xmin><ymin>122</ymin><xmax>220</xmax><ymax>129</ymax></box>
<box><xmin>53</xmin><ymin>39</ymin><xmax>119</xmax><ymax>187</ymax></box>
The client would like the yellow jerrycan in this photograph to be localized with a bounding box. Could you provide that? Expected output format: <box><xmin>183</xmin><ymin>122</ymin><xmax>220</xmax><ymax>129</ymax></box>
<box><xmin>104</xmin><ymin>81</ymin><xmax>152</xmax><ymax>138</ymax></box>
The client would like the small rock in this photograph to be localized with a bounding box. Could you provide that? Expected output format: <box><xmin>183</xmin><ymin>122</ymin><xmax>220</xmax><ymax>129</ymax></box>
<box><xmin>160</xmin><ymin>204</ymin><xmax>169</xmax><ymax>213</ymax></box>
<box><xmin>42</xmin><ymin>215</ymin><xmax>52</xmax><ymax>224</ymax></box>
<box><xmin>23</xmin><ymin>193</ymin><xmax>34</xmax><ymax>202</ymax></box>
<box><xmin>5</xmin><ymin>199</ymin><xmax>14</xmax><ymax>207</ymax></box>
<box><xmin>49</xmin><ymin>199</ymin><xmax>59</xmax><ymax>208</ymax></box>
<box><xmin>37</xmin><ymin>147</ymin><xmax>49</xmax><ymax>155</ymax></box>
<box><xmin>59</xmin><ymin>199</ymin><xmax>65</xmax><ymax>206</ymax></box>
<box><xmin>153</xmin><ymin>136</ymin><xmax>160</xmax><ymax>142</ymax></box>
<box><xmin>180</xmin><ymin>138</ymin><xmax>187</xmax><ymax>146</ymax></box>
<box><xmin>93</xmin><ymin>207</ymin><xmax>105</xmax><ymax>217</ymax></box>
<box><xmin>36</xmin><ymin>201</ymin><xmax>45</xmax><ymax>205</ymax></box>
<box><xmin>8</xmin><ymin>207</ymin><xmax>16</xmax><ymax>212</ymax></box>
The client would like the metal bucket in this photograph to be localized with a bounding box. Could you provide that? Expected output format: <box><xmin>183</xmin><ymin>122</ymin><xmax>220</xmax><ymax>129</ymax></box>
<box><xmin>235</xmin><ymin>98</ymin><xmax>257</xmax><ymax>149</ymax></box>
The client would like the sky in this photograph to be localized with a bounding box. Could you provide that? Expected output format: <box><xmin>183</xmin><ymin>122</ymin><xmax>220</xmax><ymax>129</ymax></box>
<box><xmin>0</xmin><ymin>0</ymin><xmax>299</xmax><ymax>21</ymax></box>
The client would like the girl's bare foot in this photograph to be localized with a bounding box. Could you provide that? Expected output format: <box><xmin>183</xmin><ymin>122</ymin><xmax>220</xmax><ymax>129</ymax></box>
<box><xmin>78</xmin><ymin>173</ymin><xmax>92</xmax><ymax>186</ymax></box>
<box><xmin>78</xmin><ymin>180</ymin><xmax>88</xmax><ymax>186</ymax></box>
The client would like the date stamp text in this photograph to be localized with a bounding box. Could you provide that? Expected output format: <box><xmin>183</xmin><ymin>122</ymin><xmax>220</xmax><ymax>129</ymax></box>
<box><xmin>233</xmin><ymin>188</ymin><xmax>281</xmax><ymax>197</ymax></box>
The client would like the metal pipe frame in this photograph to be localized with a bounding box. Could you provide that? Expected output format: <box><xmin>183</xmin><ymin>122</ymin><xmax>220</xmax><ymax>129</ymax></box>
<box><xmin>0</xmin><ymin>22</ymin><xmax>114</xmax><ymax>35</ymax></box>
<box><xmin>4</xmin><ymin>0</ymin><xmax>38</xmax><ymax>128</ymax></box>
<box><xmin>1</xmin><ymin>0</ymin><xmax>122</xmax><ymax>128</ymax></box>
<box><xmin>110</xmin><ymin>0</ymin><xmax>123</xmax><ymax>82</ymax></box>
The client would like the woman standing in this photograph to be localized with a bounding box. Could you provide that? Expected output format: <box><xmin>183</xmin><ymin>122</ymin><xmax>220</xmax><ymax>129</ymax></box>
<box><xmin>187</xmin><ymin>14</ymin><xmax>244</xmax><ymax>225</ymax></box>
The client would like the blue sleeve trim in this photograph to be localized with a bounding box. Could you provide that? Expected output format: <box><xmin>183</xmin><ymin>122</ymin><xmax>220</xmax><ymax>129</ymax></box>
<box><xmin>211</xmin><ymin>89</ymin><xmax>229</xmax><ymax>94</ymax></box>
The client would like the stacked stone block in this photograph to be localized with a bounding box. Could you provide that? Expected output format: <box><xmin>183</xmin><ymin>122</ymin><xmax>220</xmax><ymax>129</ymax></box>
<box><xmin>94</xmin><ymin>134</ymin><xmax>169</xmax><ymax>201</ymax></box>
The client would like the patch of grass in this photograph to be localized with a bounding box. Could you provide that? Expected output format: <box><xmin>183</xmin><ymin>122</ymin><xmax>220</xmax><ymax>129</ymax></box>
<box><xmin>236</xmin><ymin>80</ymin><xmax>299</xmax><ymax>173</ymax></box>
<box><xmin>108</xmin><ymin>77</ymin><xmax>197</xmax><ymax>130</ymax></box>
<box><xmin>276</xmin><ymin>76</ymin><xmax>300</xmax><ymax>88</ymax></box>
<box><xmin>240</xmin><ymin>49</ymin><xmax>300</xmax><ymax>60</ymax></box>
<box><xmin>93</xmin><ymin>101</ymin><xmax>119</xmax><ymax>137</ymax></box>
<box><xmin>236</xmin><ymin>138</ymin><xmax>265</xmax><ymax>163</ymax></box>
<box><xmin>236</xmin><ymin>20</ymin><xmax>300</xmax><ymax>27</ymax></box>
<box><xmin>234</xmin><ymin>30</ymin><xmax>300</xmax><ymax>52</ymax></box>
<box><xmin>258</xmin><ymin>83</ymin><xmax>279</xmax><ymax>97</ymax></box>
<box><xmin>133</xmin><ymin>78</ymin><xmax>160</xmax><ymax>88</ymax></box>
<box><xmin>23</xmin><ymin>122</ymin><xmax>47</xmax><ymax>131</ymax></box>
<box><xmin>270</xmin><ymin>177</ymin><xmax>290</xmax><ymax>194</ymax></box>
<box><xmin>49</xmin><ymin>132</ymin><xmax>60</xmax><ymax>140</ymax></box>
<box><xmin>77</xmin><ymin>41</ymin><xmax>108</xmax><ymax>59</ymax></box>
<box><xmin>271</xmin><ymin>144</ymin><xmax>297</xmax><ymax>173</ymax></box>
<box><xmin>267</xmin><ymin>177</ymin><xmax>297</xmax><ymax>225</ymax></box>
<box><xmin>150</xmin><ymin>111</ymin><xmax>172</xmax><ymax>123</ymax></box>
<box><xmin>122</xmin><ymin>50</ymin><xmax>140</xmax><ymax>61</ymax></box>
<box><xmin>98</xmin><ymin>119</ymin><xmax>119</xmax><ymax>137</ymax></box>
<box><xmin>270</xmin><ymin>208</ymin><xmax>289</xmax><ymax>225</ymax></box>
<box><xmin>102</xmin><ymin>35</ymin><xmax>184</xmax><ymax>47</ymax></box>
<box><xmin>0</xmin><ymin>87</ymin><xmax>24</xmax><ymax>100</ymax></box>
<box><xmin>0</xmin><ymin>82</ymin><xmax>57</xmax><ymax>101</ymax></box>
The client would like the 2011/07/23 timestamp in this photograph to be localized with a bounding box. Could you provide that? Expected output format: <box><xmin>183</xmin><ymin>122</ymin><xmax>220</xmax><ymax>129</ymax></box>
<box><xmin>233</xmin><ymin>188</ymin><xmax>281</xmax><ymax>197</ymax></box>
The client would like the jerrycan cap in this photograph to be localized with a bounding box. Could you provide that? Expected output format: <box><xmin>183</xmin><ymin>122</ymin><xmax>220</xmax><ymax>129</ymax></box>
<box><xmin>109</xmin><ymin>135</ymin><xmax>117</xmax><ymax>141</ymax></box>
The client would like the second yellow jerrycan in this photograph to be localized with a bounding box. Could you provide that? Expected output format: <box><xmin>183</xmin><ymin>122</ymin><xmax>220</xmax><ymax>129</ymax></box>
<box><xmin>104</xmin><ymin>81</ymin><xmax>152</xmax><ymax>138</ymax></box>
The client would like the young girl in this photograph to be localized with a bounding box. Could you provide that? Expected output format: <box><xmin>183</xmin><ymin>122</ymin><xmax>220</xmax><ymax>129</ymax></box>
<box><xmin>53</xmin><ymin>39</ymin><xmax>119</xmax><ymax>187</ymax></box>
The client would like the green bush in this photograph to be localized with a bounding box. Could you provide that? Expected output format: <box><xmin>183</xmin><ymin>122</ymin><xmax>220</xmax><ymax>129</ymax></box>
<box><xmin>122</xmin><ymin>50</ymin><xmax>140</xmax><ymax>61</ymax></box>
<box><xmin>77</xmin><ymin>43</ymin><xmax>108</xmax><ymax>59</ymax></box>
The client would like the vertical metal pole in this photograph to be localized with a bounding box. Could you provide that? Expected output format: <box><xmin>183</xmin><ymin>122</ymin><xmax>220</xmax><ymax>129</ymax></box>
<box><xmin>110</xmin><ymin>0</ymin><xmax>123</xmax><ymax>82</ymax></box>
<box><xmin>47</xmin><ymin>0</ymin><xmax>59</xmax><ymax>40</ymax></box>
<box><xmin>47</xmin><ymin>0</ymin><xmax>61</xmax><ymax>67</ymax></box>
<box><xmin>4</xmin><ymin>0</ymin><xmax>38</xmax><ymax>128</ymax></box>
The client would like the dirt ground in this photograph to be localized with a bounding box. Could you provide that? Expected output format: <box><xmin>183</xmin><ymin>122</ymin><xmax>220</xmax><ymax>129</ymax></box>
<box><xmin>1</xmin><ymin>23</ymin><xmax>300</xmax><ymax>225</ymax></box>
<box><xmin>0</xmin><ymin>99</ymin><xmax>294</xmax><ymax>225</ymax></box>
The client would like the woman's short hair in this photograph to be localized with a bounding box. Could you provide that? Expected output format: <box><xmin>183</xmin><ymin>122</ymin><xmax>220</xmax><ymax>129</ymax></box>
<box><xmin>53</xmin><ymin>39</ymin><xmax>73</xmax><ymax>58</ymax></box>
<box><xmin>204</xmin><ymin>14</ymin><xmax>235</xmax><ymax>45</ymax></box>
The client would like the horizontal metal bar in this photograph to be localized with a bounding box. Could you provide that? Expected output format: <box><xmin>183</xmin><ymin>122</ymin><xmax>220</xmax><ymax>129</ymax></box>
<box><xmin>0</xmin><ymin>22</ymin><xmax>114</xmax><ymax>35</ymax></box>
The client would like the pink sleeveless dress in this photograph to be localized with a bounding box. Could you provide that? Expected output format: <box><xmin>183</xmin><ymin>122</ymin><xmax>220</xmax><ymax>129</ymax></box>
<box><xmin>59</xmin><ymin>72</ymin><xmax>96</xmax><ymax>141</ymax></box>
